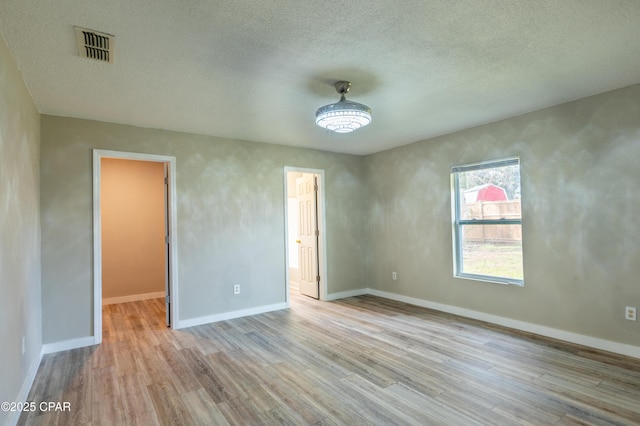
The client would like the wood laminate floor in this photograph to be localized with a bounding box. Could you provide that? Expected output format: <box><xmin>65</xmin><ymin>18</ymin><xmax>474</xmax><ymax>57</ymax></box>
<box><xmin>19</xmin><ymin>293</ymin><xmax>640</xmax><ymax>425</ymax></box>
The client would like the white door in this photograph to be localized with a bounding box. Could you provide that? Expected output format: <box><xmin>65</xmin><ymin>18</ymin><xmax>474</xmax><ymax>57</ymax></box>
<box><xmin>297</xmin><ymin>174</ymin><xmax>319</xmax><ymax>299</ymax></box>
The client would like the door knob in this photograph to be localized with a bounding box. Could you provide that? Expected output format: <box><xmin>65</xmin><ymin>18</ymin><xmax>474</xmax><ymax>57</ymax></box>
<box><xmin>296</xmin><ymin>240</ymin><xmax>301</xmax><ymax>244</ymax></box>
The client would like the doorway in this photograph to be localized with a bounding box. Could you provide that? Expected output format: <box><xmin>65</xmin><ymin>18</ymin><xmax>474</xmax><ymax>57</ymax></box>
<box><xmin>92</xmin><ymin>150</ymin><xmax>178</xmax><ymax>344</ymax></box>
<box><xmin>284</xmin><ymin>167</ymin><xmax>327</xmax><ymax>302</ymax></box>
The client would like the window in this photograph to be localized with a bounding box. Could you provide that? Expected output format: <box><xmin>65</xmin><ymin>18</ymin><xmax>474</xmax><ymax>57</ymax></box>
<box><xmin>451</xmin><ymin>157</ymin><xmax>523</xmax><ymax>285</ymax></box>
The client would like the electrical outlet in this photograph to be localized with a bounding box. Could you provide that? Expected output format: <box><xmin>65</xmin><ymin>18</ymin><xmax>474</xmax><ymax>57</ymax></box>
<box><xmin>22</xmin><ymin>336</ymin><xmax>26</xmax><ymax>354</ymax></box>
<box><xmin>233</xmin><ymin>284</ymin><xmax>240</xmax><ymax>295</ymax></box>
<box><xmin>392</xmin><ymin>272</ymin><xmax>397</xmax><ymax>280</ymax></box>
<box><xmin>625</xmin><ymin>306</ymin><xmax>636</xmax><ymax>321</ymax></box>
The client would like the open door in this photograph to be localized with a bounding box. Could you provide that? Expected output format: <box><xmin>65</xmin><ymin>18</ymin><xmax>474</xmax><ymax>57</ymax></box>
<box><xmin>297</xmin><ymin>174</ymin><xmax>320</xmax><ymax>299</ymax></box>
<box><xmin>93</xmin><ymin>149</ymin><xmax>178</xmax><ymax>345</ymax></box>
<box><xmin>163</xmin><ymin>163</ymin><xmax>171</xmax><ymax>326</ymax></box>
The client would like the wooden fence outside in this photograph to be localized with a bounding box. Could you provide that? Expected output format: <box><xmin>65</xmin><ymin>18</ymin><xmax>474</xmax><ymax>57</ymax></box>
<box><xmin>463</xmin><ymin>200</ymin><xmax>522</xmax><ymax>243</ymax></box>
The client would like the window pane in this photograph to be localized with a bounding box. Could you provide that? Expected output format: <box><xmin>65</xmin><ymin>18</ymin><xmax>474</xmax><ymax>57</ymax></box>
<box><xmin>458</xmin><ymin>164</ymin><xmax>521</xmax><ymax>220</ymax></box>
<box><xmin>461</xmin><ymin>224</ymin><xmax>523</xmax><ymax>280</ymax></box>
<box><xmin>452</xmin><ymin>158</ymin><xmax>524</xmax><ymax>284</ymax></box>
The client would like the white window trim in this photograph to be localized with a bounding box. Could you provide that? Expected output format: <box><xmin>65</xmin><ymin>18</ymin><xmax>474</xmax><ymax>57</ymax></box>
<box><xmin>451</xmin><ymin>157</ymin><xmax>524</xmax><ymax>286</ymax></box>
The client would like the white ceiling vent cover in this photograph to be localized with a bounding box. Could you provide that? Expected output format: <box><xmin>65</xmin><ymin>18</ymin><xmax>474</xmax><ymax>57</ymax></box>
<box><xmin>74</xmin><ymin>26</ymin><xmax>114</xmax><ymax>63</ymax></box>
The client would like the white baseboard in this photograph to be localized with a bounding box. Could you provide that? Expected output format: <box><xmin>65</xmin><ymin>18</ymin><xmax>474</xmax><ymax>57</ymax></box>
<box><xmin>175</xmin><ymin>302</ymin><xmax>288</xmax><ymax>329</ymax></box>
<box><xmin>366</xmin><ymin>288</ymin><xmax>640</xmax><ymax>360</ymax></box>
<box><xmin>327</xmin><ymin>288</ymin><xmax>369</xmax><ymax>301</ymax></box>
<box><xmin>102</xmin><ymin>291</ymin><xmax>165</xmax><ymax>305</ymax></box>
<box><xmin>42</xmin><ymin>336</ymin><xmax>96</xmax><ymax>355</ymax></box>
<box><xmin>37</xmin><ymin>288</ymin><xmax>640</xmax><ymax>363</ymax></box>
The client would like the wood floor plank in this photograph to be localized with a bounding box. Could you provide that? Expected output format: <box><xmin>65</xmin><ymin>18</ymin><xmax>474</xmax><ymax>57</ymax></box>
<box><xmin>385</xmin><ymin>382</ymin><xmax>482</xmax><ymax>426</ymax></box>
<box><xmin>155</xmin><ymin>343</ymin><xmax>202</xmax><ymax>394</ymax></box>
<box><xmin>56</xmin><ymin>347</ymin><xmax>93</xmax><ymax>425</ymax></box>
<box><xmin>180</xmin><ymin>388</ymin><xmax>230</xmax><ymax>426</ymax></box>
<box><xmin>17</xmin><ymin>294</ymin><xmax>640</xmax><ymax>425</ymax></box>
<box><xmin>179</xmin><ymin>347</ymin><xmax>235</xmax><ymax>403</ymax></box>
<box><xmin>147</xmin><ymin>381</ymin><xmax>194</xmax><ymax>426</ymax></box>
<box><xmin>203</xmin><ymin>352</ymin><xmax>253</xmax><ymax>401</ymax></box>
<box><xmin>117</xmin><ymin>372</ymin><xmax>160</xmax><ymax>426</ymax></box>
<box><xmin>267</xmin><ymin>363</ymin><xmax>370</xmax><ymax>425</ymax></box>
<box><xmin>134</xmin><ymin>344</ymin><xmax>173</xmax><ymax>387</ymax></box>
<box><xmin>92</xmin><ymin>366</ymin><xmax>126</xmax><ymax>425</ymax></box>
<box><xmin>215</xmin><ymin>397</ymin><xmax>265</xmax><ymax>426</ymax></box>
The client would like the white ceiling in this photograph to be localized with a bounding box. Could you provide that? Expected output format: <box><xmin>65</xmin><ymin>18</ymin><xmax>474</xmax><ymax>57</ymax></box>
<box><xmin>2</xmin><ymin>1</ymin><xmax>640</xmax><ymax>155</ymax></box>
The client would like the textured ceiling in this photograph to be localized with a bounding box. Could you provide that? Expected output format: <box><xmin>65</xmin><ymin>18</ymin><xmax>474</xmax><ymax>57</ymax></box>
<box><xmin>2</xmin><ymin>0</ymin><xmax>640</xmax><ymax>155</ymax></box>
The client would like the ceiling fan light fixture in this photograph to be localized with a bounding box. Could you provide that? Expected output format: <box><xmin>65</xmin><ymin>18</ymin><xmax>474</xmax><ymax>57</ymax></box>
<box><xmin>315</xmin><ymin>81</ymin><xmax>371</xmax><ymax>133</ymax></box>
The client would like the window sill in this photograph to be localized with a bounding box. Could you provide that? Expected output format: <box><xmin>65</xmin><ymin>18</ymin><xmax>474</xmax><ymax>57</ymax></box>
<box><xmin>455</xmin><ymin>273</ymin><xmax>524</xmax><ymax>287</ymax></box>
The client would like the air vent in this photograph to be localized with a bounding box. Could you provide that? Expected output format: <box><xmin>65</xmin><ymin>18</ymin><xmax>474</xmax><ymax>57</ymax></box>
<box><xmin>74</xmin><ymin>26</ymin><xmax>114</xmax><ymax>63</ymax></box>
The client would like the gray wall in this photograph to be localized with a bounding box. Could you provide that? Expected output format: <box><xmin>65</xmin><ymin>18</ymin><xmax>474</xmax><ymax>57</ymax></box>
<box><xmin>0</xmin><ymin>36</ymin><xmax>41</xmax><ymax>425</ymax></box>
<box><xmin>40</xmin><ymin>116</ymin><xmax>367</xmax><ymax>343</ymax></box>
<box><xmin>7</xmin><ymin>34</ymin><xmax>640</xmax><ymax>371</ymax></box>
<box><xmin>365</xmin><ymin>84</ymin><xmax>640</xmax><ymax>346</ymax></box>
<box><xmin>39</xmin><ymin>85</ymin><xmax>640</xmax><ymax>349</ymax></box>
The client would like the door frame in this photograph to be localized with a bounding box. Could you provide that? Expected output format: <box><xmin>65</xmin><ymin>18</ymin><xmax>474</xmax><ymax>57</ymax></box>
<box><xmin>92</xmin><ymin>149</ymin><xmax>179</xmax><ymax>344</ymax></box>
<box><xmin>283</xmin><ymin>167</ymin><xmax>328</xmax><ymax>304</ymax></box>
